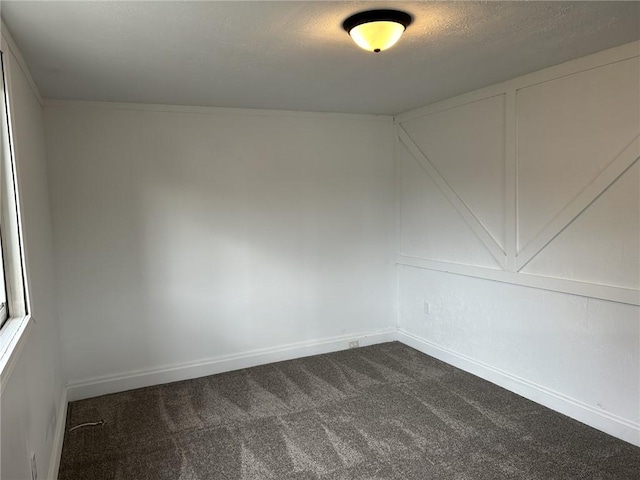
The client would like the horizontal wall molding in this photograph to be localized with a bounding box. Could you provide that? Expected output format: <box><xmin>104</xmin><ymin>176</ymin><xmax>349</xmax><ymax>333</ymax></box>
<box><xmin>42</xmin><ymin>99</ymin><xmax>393</xmax><ymax>123</ymax></box>
<box><xmin>397</xmin><ymin>329</ymin><xmax>640</xmax><ymax>447</ymax></box>
<box><xmin>47</xmin><ymin>388</ymin><xmax>68</xmax><ymax>480</ymax></box>
<box><xmin>395</xmin><ymin>41</ymin><xmax>640</xmax><ymax>125</ymax></box>
<box><xmin>66</xmin><ymin>328</ymin><xmax>398</xmax><ymax>401</ymax></box>
<box><xmin>397</xmin><ymin>255</ymin><xmax>639</xmax><ymax>306</ymax></box>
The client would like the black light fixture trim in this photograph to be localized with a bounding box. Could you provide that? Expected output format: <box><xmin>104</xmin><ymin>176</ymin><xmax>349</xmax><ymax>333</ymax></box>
<box><xmin>342</xmin><ymin>9</ymin><xmax>413</xmax><ymax>34</ymax></box>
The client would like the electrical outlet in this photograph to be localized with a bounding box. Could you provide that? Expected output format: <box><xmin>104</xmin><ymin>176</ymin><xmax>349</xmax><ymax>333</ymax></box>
<box><xmin>29</xmin><ymin>451</ymin><xmax>37</xmax><ymax>480</ymax></box>
<box><xmin>348</xmin><ymin>340</ymin><xmax>360</xmax><ymax>349</ymax></box>
<box><xmin>424</xmin><ymin>301</ymin><xmax>431</xmax><ymax>315</ymax></box>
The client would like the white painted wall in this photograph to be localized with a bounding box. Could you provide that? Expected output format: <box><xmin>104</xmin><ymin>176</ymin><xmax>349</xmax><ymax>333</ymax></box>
<box><xmin>398</xmin><ymin>268</ymin><xmax>639</xmax><ymax>440</ymax></box>
<box><xmin>396</xmin><ymin>43</ymin><xmax>640</xmax><ymax>444</ymax></box>
<box><xmin>43</xmin><ymin>103</ymin><xmax>396</xmax><ymax>396</ymax></box>
<box><xmin>0</xmin><ymin>32</ymin><xmax>64</xmax><ymax>480</ymax></box>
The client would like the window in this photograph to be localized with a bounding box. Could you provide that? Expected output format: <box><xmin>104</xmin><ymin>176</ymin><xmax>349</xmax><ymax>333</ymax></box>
<box><xmin>0</xmin><ymin>233</ymin><xmax>7</xmax><ymax>327</ymax></box>
<box><xmin>0</xmin><ymin>46</ymin><xmax>29</xmax><ymax>362</ymax></box>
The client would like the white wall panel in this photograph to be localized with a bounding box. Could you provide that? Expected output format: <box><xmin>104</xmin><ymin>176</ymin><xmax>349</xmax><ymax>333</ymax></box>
<box><xmin>517</xmin><ymin>57</ymin><xmax>640</xmax><ymax>251</ymax></box>
<box><xmin>397</xmin><ymin>45</ymin><xmax>639</xmax><ymax>304</ymax></box>
<box><xmin>523</xmin><ymin>162</ymin><xmax>639</xmax><ymax>289</ymax></box>
<box><xmin>399</xmin><ymin>144</ymin><xmax>501</xmax><ymax>268</ymax></box>
<box><xmin>44</xmin><ymin>105</ymin><xmax>396</xmax><ymax>386</ymax></box>
<box><xmin>398</xmin><ymin>266</ymin><xmax>640</xmax><ymax>430</ymax></box>
<box><xmin>396</xmin><ymin>42</ymin><xmax>640</xmax><ymax>443</ymax></box>
<box><xmin>402</xmin><ymin>95</ymin><xmax>506</xmax><ymax>250</ymax></box>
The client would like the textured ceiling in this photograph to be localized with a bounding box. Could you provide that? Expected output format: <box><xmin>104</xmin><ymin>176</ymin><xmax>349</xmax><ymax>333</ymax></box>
<box><xmin>2</xmin><ymin>1</ymin><xmax>639</xmax><ymax>115</ymax></box>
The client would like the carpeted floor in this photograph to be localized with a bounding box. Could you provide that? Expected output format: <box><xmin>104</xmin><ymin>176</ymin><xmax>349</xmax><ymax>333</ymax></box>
<box><xmin>58</xmin><ymin>342</ymin><xmax>639</xmax><ymax>479</ymax></box>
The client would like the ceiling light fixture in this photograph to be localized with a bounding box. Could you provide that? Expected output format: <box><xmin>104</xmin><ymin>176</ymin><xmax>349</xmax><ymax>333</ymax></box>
<box><xmin>342</xmin><ymin>9</ymin><xmax>412</xmax><ymax>53</ymax></box>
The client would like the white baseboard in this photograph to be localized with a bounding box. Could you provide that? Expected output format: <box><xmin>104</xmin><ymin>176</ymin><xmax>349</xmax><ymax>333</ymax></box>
<box><xmin>47</xmin><ymin>387</ymin><xmax>68</xmax><ymax>480</ymax></box>
<box><xmin>397</xmin><ymin>329</ymin><xmax>640</xmax><ymax>447</ymax></box>
<box><xmin>66</xmin><ymin>328</ymin><xmax>397</xmax><ymax>402</ymax></box>
<box><xmin>62</xmin><ymin>327</ymin><xmax>639</xmax><ymax>448</ymax></box>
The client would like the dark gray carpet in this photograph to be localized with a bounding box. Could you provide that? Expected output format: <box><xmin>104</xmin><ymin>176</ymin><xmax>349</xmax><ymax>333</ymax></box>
<box><xmin>58</xmin><ymin>342</ymin><xmax>639</xmax><ymax>479</ymax></box>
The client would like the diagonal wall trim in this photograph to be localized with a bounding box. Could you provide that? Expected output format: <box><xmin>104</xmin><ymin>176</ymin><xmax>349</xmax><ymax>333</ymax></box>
<box><xmin>516</xmin><ymin>135</ymin><xmax>640</xmax><ymax>271</ymax></box>
<box><xmin>398</xmin><ymin>126</ymin><xmax>507</xmax><ymax>268</ymax></box>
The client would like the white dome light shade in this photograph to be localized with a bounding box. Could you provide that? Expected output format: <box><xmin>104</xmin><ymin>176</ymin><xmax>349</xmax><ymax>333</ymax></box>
<box><xmin>349</xmin><ymin>21</ymin><xmax>406</xmax><ymax>52</ymax></box>
<box><xmin>343</xmin><ymin>10</ymin><xmax>413</xmax><ymax>53</ymax></box>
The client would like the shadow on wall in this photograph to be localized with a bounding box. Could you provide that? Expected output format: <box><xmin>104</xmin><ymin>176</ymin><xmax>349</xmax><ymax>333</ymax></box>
<box><xmin>53</xmin><ymin>110</ymin><xmax>395</xmax><ymax>382</ymax></box>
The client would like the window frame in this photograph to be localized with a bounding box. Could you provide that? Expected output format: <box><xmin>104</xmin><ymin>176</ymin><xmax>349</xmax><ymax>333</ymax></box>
<box><xmin>0</xmin><ymin>43</ymin><xmax>32</xmax><ymax>385</ymax></box>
